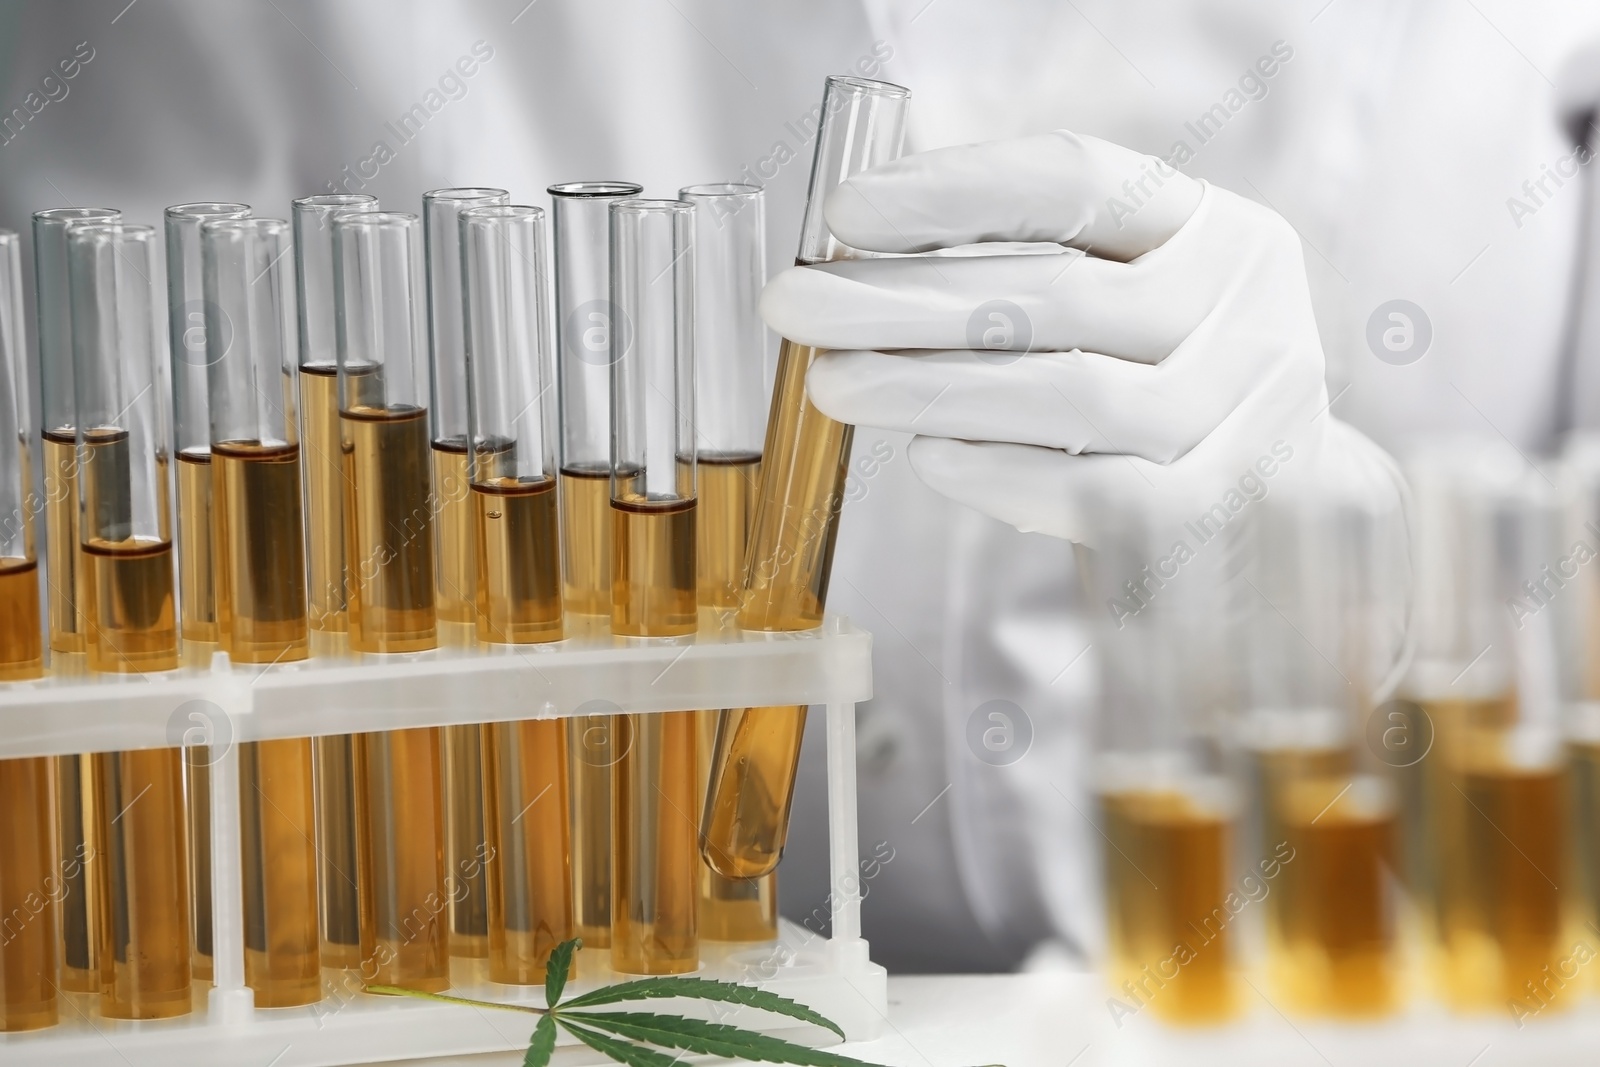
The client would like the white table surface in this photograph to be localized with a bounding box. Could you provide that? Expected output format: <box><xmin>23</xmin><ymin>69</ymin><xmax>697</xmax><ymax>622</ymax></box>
<box><xmin>386</xmin><ymin>971</ymin><xmax>1600</xmax><ymax>1067</ymax></box>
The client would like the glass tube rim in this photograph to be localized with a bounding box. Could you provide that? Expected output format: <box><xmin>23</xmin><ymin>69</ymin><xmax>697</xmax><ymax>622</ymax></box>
<box><xmin>610</xmin><ymin>198</ymin><xmax>693</xmax><ymax>217</ymax></box>
<box><xmin>335</xmin><ymin>210</ymin><xmax>420</xmax><ymax>232</ymax></box>
<box><xmin>459</xmin><ymin>204</ymin><xmax>546</xmax><ymax>224</ymax></box>
<box><xmin>201</xmin><ymin>215</ymin><xmax>290</xmax><ymax>238</ymax></box>
<box><xmin>68</xmin><ymin>220</ymin><xmax>157</xmax><ymax>246</ymax></box>
<box><xmin>165</xmin><ymin>202</ymin><xmax>250</xmax><ymax>222</ymax></box>
<box><xmin>294</xmin><ymin>192</ymin><xmax>379</xmax><ymax>209</ymax></box>
<box><xmin>548</xmin><ymin>181</ymin><xmax>643</xmax><ymax>199</ymax></box>
<box><xmin>678</xmin><ymin>182</ymin><xmax>762</xmax><ymax>200</ymax></box>
<box><xmin>825</xmin><ymin>74</ymin><xmax>911</xmax><ymax>99</ymax></box>
<box><xmin>425</xmin><ymin>186</ymin><xmax>510</xmax><ymax>204</ymax></box>
<box><xmin>34</xmin><ymin>206</ymin><xmax>120</xmax><ymax>225</ymax></box>
<box><xmin>0</xmin><ymin>229</ymin><xmax>16</xmax><ymax>249</ymax></box>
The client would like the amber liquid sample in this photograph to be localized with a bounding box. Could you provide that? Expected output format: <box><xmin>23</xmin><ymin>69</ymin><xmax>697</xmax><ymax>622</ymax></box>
<box><xmin>300</xmin><ymin>365</ymin><xmax>347</xmax><ymax>633</ymax></box>
<box><xmin>211</xmin><ymin>441</ymin><xmax>309</xmax><ymax>664</ymax></box>
<box><xmin>697</xmin><ymin>454</ymin><xmax>759</xmax><ymax>614</ymax></box>
<box><xmin>611</xmin><ymin>497</ymin><xmax>696</xmax><ymax>638</ymax></box>
<box><xmin>0</xmin><ymin>757</ymin><xmax>58</xmax><ymax>1031</ymax></box>
<box><xmin>315</xmin><ymin>732</ymin><xmax>363</xmax><ymax>969</ymax></box>
<box><xmin>1573</xmin><ymin>740</ymin><xmax>1600</xmax><ymax>937</ymax></box>
<box><xmin>188</xmin><ymin>756</ymin><xmax>213</xmax><ymax>982</ymax></box>
<box><xmin>175</xmin><ymin>448</ymin><xmax>217</xmax><ymax>644</ymax></box>
<box><xmin>561</xmin><ymin>465</ymin><xmax>611</xmax><ymax>618</ymax></box>
<box><xmin>82</xmin><ymin>539</ymin><xmax>178</xmax><ymax>674</ymax></box>
<box><xmin>701</xmin><ymin>705</ymin><xmax>806</xmax><ymax>881</ymax></box>
<box><xmin>1265</xmin><ymin>769</ymin><xmax>1398</xmax><ymax>1016</ymax></box>
<box><xmin>96</xmin><ymin>747</ymin><xmax>193</xmax><ymax>1019</ymax></box>
<box><xmin>431</xmin><ymin>441</ymin><xmax>474</xmax><ymax>626</ymax></box>
<box><xmin>442</xmin><ymin>725</ymin><xmax>488</xmax><ymax>960</ymax></box>
<box><xmin>42</xmin><ymin>429</ymin><xmax>83</xmax><ymax>653</ymax></box>
<box><xmin>695</xmin><ymin>710</ymin><xmax>777</xmax><ymax>942</ymax></box>
<box><xmin>474</xmin><ymin>477</ymin><xmax>562</xmax><ymax>644</ymax></box>
<box><xmin>739</xmin><ymin>338</ymin><xmax>849</xmax><ymax>633</ymax></box>
<box><xmin>613</xmin><ymin>711</ymin><xmax>698</xmax><ymax>975</ymax></box>
<box><xmin>0</xmin><ymin>558</ymin><xmax>42</xmax><ymax>680</ymax></box>
<box><xmin>341</xmin><ymin>406</ymin><xmax>437</xmax><ymax>653</ymax></box>
<box><xmin>356</xmin><ymin>727</ymin><xmax>449</xmax><ymax>991</ymax></box>
<box><xmin>239</xmin><ymin>738</ymin><xmax>321</xmax><ymax>1006</ymax></box>
<box><xmin>483</xmin><ymin>719</ymin><xmax>573</xmax><ymax>984</ymax></box>
<box><xmin>1100</xmin><ymin>787</ymin><xmax>1235</xmax><ymax>1024</ymax></box>
<box><xmin>569</xmin><ymin>712</ymin><xmax>617</xmax><ymax>950</ymax></box>
<box><xmin>56</xmin><ymin>752</ymin><xmax>105</xmax><ymax>993</ymax></box>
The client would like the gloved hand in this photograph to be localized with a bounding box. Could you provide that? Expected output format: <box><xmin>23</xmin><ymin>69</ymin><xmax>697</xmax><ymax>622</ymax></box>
<box><xmin>759</xmin><ymin>131</ymin><xmax>1404</xmax><ymax>546</ymax></box>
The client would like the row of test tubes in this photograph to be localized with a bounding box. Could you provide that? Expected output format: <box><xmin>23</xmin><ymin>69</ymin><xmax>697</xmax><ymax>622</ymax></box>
<box><xmin>0</xmin><ymin>74</ymin><xmax>911</xmax><ymax>1033</ymax></box>
<box><xmin>1090</xmin><ymin>442</ymin><xmax>1600</xmax><ymax>1024</ymax></box>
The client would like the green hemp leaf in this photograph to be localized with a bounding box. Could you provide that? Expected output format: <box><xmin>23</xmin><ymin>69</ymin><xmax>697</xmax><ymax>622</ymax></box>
<box><xmin>368</xmin><ymin>937</ymin><xmax>903</xmax><ymax>1067</ymax></box>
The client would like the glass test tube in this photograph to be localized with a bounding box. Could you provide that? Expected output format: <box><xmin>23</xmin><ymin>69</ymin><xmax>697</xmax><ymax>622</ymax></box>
<box><xmin>424</xmin><ymin>187</ymin><xmax>509</xmax><ymax>963</ymax></box>
<box><xmin>705</xmin><ymin>78</ymin><xmax>911</xmax><ymax>882</ymax></box>
<box><xmin>37</xmin><ymin>209</ymin><xmax>120</xmax><ymax>995</ymax></box>
<box><xmin>461</xmin><ymin>204</ymin><xmax>573</xmax><ymax>982</ymax></box>
<box><xmin>1240</xmin><ymin>490</ymin><xmax>1406</xmax><ymax>1016</ymax></box>
<box><xmin>551</xmin><ymin>180</ymin><xmax>641</xmax><ymax>951</ymax></box>
<box><xmin>0</xmin><ymin>230</ymin><xmax>56</xmax><ymax>1033</ymax></box>
<box><xmin>1084</xmin><ymin>497</ymin><xmax>1243</xmax><ymax>1024</ymax></box>
<box><xmin>165</xmin><ymin>203</ymin><xmax>251</xmax><ymax>652</ymax></box>
<box><xmin>1404</xmin><ymin>446</ymin><xmax>1576</xmax><ymax>1011</ymax></box>
<box><xmin>293</xmin><ymin>192</ymin><xmax>378</xmax><ymax>970</ymax></box>
<box><xmin>70</xmin><ymin>221</ymin><xmax>191</xmax><ymax>1018</ymax></box>
<box><xmin>678</xmin><ymin>184</ymin><xmax>777</xmax><ymax>940</ymax></box>
<box><xmin>609</xmin><ymin>199</ymin><xmax>699</xmax><ymax>975</ymax></box>
<box><xmin>165</xmin><ymin>200</ymin><xmax>251</xmax><ymax>985</ymax></box>
<box><xmin>202</xmin><ymin>216</ymin><xmax>320</xmax><ymax>1006</ymax></box>
<box><xmin>335</xmin><ymin>211</ymin><xmax>448</xmax><ymax>990</ymax></box>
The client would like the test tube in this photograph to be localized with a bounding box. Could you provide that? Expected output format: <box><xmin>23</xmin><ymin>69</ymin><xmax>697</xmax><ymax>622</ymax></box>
<box><xmin>1240</xmin><ymin>489</ymin><xmax>1406</xmax><ymax>1016</ymax></box>
<box><xmin>202</xmin><ymin>216</ymin><xmax>320</xmax><ymax>1005</ymax></box>
<box><xmin>551</xmin><ymin>179</ymin><xmax>641</xmax><ymax>951</ymax></box>
<box><xmin>165</xmin><ymin>200</ymin><xmax>250</xmax><ymax>985</ymax></box>
<box><xmin>609</xmin><ymin>198</ymin><xmax>699</xmax><ymax>975</ymax></box>
<box><xmin>705</xmin><ymin>78</ymin><xmax>910</xmax><ymax>882</ymax></box>
<box><xmin>461</xmin><ymin>204</ymin><xmax>573</xmax><ymax>982</ymax></box>
<box><xmin>70</xmin><ymin>221</ymin><xmax>191</xmax><ymax>1018</ymax></box>
<box><xmin>424</xmin><ymin>187</ymin><xmax>509</xmax><ymax>963</ymax></box>
<box><xmin>37</xmin><ymin>208</ymin><xmax>119</xmax><ymax>995</ymax></box>
<box><xmin>335</xmin><ymin>211</ymin><xmax>449</xmax><ymax>990</ymax></box>
<box><xmin>165</xmin><ymin>202</ymin><xmax>251</xmax><ymax>653</ymax></box>
<box><xmin>1403</xmin><ymin>445</ymin><xmax>1576</xmax><ymax>1011</ymax></box>
<box><xmin>678</xmin><ymin>184</ymin><xmax>777</xmax><ymax>940</ymax></box>
<box><xmin>1083</xmin><ymin>497</ymin><xmax>1243</xmax><ymax>1024</ymax></box>
<box><xmin>293</xmin><ymin>192</ymin><xmax>378</xmax><ymax>970</ymax></box>
<box><xmin>0</xmin><ymin>230</ymin><xmax>56</xmax><ymax>1032</ymax></box>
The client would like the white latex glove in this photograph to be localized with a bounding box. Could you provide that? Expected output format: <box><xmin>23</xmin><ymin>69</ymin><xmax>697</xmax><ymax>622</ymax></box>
<box><xmin>760</xmin><ymin>131</ymin><xmax>1404</xmax><ymax>545</ymax></box>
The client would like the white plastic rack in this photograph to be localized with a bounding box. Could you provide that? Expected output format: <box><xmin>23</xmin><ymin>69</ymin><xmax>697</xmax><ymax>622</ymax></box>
<box><xmin>0</xmin><ymin>616</ymin><xmax>883</xmax><ymax>1066</ymax></box>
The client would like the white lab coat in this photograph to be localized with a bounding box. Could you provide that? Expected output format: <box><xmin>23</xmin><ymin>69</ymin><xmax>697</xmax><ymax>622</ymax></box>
<box><xmin>2</xmin><ymin>0</ymin><xmax>1598</xmax><ymax>972</ymax></box>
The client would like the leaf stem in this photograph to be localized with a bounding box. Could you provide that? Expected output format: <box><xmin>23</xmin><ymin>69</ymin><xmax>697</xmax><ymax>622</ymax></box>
<box><xmin>365</xmin><ymin>984</ymin><xmax>548</xmax><ymax>1015</ymax></box>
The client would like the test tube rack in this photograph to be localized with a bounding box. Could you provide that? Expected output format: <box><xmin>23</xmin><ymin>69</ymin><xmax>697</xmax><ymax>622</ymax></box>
<box><xmin>0</xmin><ymin>616</ymin><xmax>883</xmax><ymax>1066</ymax></box>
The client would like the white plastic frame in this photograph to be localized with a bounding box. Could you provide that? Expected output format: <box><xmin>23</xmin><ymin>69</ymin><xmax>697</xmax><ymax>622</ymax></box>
<box><xmin>0</xmin><ymin>617</ymin><xmax>884</xmax><ymax>1066</ymax></box>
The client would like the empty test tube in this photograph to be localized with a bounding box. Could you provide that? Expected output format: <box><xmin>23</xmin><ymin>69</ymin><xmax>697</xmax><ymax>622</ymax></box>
<box><xmin>461</xmin><ymin>204</ymin><xmax>573</xmax><ymax>982</ymax></box>
<box><xmin>335</xmin><ymin>211</ymin><xmax>449</xmax><ymax>990</ymax></box>
<box><xmin>425</xmin><ymin>187</ymin><xmax>508</xmax><ymax>963</ymax></box>
<box><xmin>292</xmin><ymin>192</ymin><xmax>378</xmax><ymax>970</ymax></box>
<box><xmin>705</xmin><ymin>77</ymin><xmax>910</xmax><ymax>882</ymax></box>
<box><xmin>679</xmin><ymin>183</ymin><xmax>777</xmax><ymax>940</ymax></box>
<box><xmin>70</xmin><ymin>221</ymin><xmax>191</xmax><ymax>1019</ymax></box>
<box><xmin>202</xmin><ymin>216</ymin><xmax>320</xmax><ymax>1006</ymax></box>
<box><xmin>0</xmin><ymin>229</ymin><xmax>56</xmax><ymax>1033</ymax></box>
<box><xmin>165</xmin><ymin>200</ymin><xmax>250</xmax><ymax>985</ymax></box>
<box><xmin>551</xmin><ymin>180</ymin><xmax>641</xmax><ymax>952</ymax></box>
<box><xmin>609</xmin><ymin>198</ymin><xmax>699</xmax><ymax>975</ymax></box>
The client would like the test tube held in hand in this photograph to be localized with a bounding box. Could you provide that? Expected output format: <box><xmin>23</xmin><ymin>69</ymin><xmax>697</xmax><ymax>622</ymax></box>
<box><xmin>706</xmin><ymin>76</ymin><xmax>910</xmax><ymax>881</ymax></box>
